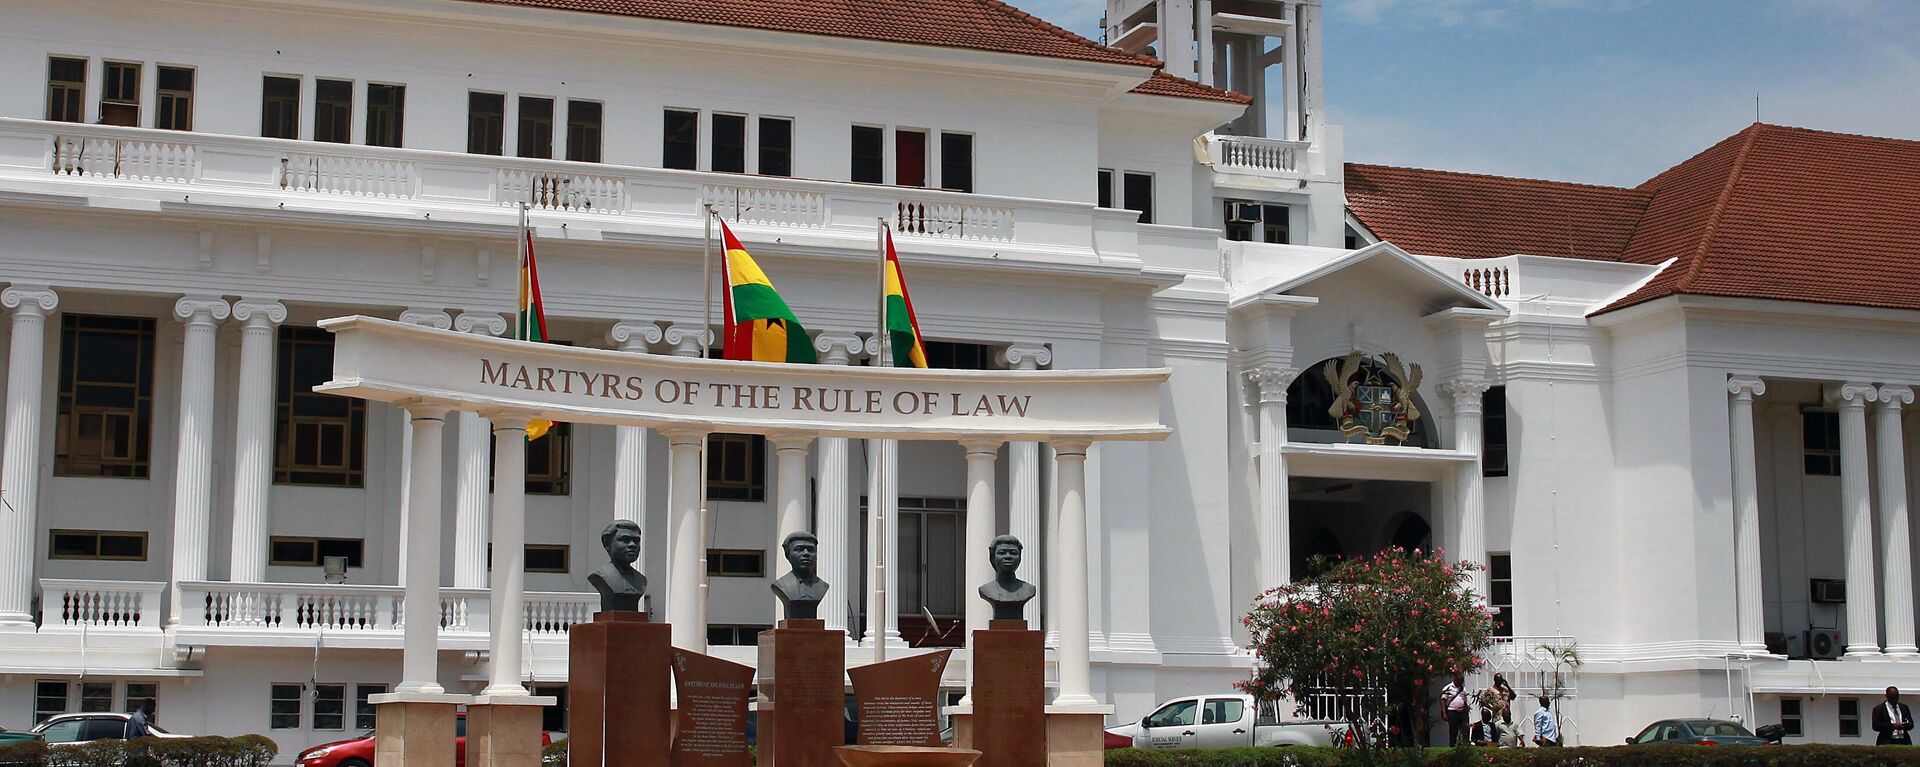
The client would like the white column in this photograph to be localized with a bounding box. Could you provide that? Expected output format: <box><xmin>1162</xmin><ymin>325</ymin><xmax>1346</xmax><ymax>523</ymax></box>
<box><xmin>1443</xmin><ymin>377</ymin><xmax>1491</xmax><ymax>599</ymax></box>
<box><xmin>1727</xmin><ymin>377</ymin><xmax>1769</xmax><ymax>654</ymax></box>
<box><xmin>169</xmin><ymin>296</ymin><xmax>230</xmax><ymax>626</ymax></box>
<box><xmin>608</xmin><ymin>322</ymin><xmax>662</xmax><ymax>575</ymax></box>
<box><xmin>1245</xmin><ymin>367</ymin><xmax>1296</xmax><ymax>589</ymax></box>
<box><xmin>865</xmin><ymin>436</ymin><xmax>902</xmax><ymax>646</ymax></box>
<box><xmin>663</xmin><ymin>428</ymin><xmax>707</xmax><ymax>651</ymax></box>
<box><xmin>771</xmin><ymin>433</ymin><xmax>814</xmax><ymax>620</ymax></box>
<box><xmin>452</xmin><ymin>312</ymin><xmax>506</xmax><ymax>589</ymax></box>
<box><xmin>1052</xmin><ymin>440</ymin><xmax>1096</xmax><ymax>707</ymax></box>
<box><xmin>1043</xmin><ymin>442</ymin><xmax>1059</xmax><ymax>647</ymax></box>
<box><xmin>227</xmin><ymin>299</ymin><xmax>286</xmax><ymax>583</ymax></box>
<box><xmin>961</xmin><ymin>438</ymin><xmax>1002</xmax><ymax>705</ymax></box>
<box><xmin>398</xmin><ymin>403</ymin><xmax>451</xmax><ymax>694</ymax></box>
<box><xmin>814</xmin><ymin>332</ymin><xmax>863</xmax><ymax>638</ymax></box>
<box><xmin>1003</xmin><ymin>345</ymin><xmax>1050</xmax><ymax>626</ymax></box>
<box><xmin>1874</xmin><ymin>385</ymin><xmax>1917</xmax><ymax>656</ymax></box>
<box><xmin>0</xmin><ymin>285</ymin><xmax>56</xmax><ymax>627</ymax></box>
<box><xmin>484</xmin><ymin>412</ymin><xmax>532</xmax><ymax>696</ymax></box>
<box><xmin>392</xmin><ymin>309</ymin><xmax>452</xmax><ymax>586</ymax></box>
<box><xmin>1834</xmin><ymin>382</ymin><xmax>1881</xmax><ymax>657</ymax></box>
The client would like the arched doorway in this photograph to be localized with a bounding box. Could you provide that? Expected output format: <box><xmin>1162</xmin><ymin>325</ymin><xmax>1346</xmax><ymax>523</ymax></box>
<box><xmin>1294</xmin><ymin>525</ymin><xmax>1345</xmax><ymax>577</ymax></box>
<box><xmin>1383</xmin><ymin>512</ymin><xmax>1432</xmax><ymax>553</ymax></box>
<box><xmin>1285</xmin><ymin>352</ymin><xmax>1435</xmax><ymax>448</ymax></box>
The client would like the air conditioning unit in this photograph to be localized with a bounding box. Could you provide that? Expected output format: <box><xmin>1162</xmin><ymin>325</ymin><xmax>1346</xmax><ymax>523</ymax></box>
<box><xmin>1805</xmin><ymin>628</ymin><xmax>1843</xmax><ymax>660</ymax></box>
<box><xmin>1811</xmin><ymin>578</ymin><xmax>1847</xmax><ymax>604</ymax></box>
<box><xmin>1226</xmin><ymin>201</ymin><xmax>1263</xmax><ymax>224</ymax></box>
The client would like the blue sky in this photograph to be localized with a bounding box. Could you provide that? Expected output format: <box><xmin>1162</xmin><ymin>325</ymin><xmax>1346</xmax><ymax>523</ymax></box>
<box><xmin>1025</xmin><ymin>0</ymin><xmax>1920</xmax><ymax>186</ymax></box>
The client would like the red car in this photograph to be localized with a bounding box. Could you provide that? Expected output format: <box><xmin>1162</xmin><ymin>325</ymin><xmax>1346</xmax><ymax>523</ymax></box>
<box><xmin>295</xmin><ymin>714</ymin><xmax>553</xmax><ymax>767</ymax></box>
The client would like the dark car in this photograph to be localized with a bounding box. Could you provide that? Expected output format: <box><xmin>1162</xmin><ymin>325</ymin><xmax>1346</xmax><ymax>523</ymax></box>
<box><xmin>295</xmin><ymin>713</ymin><xmax>552</xmax><ymax>767</ymax></box>
<box><xmin>0</xmin><ymin>723</ymin><xmax>42</xmax><ymax>744</ymax></box>
<box><xmin>1626</xmin><ymin>719</ymin><xmax>1770</xmax><ymax>746</ymax></box>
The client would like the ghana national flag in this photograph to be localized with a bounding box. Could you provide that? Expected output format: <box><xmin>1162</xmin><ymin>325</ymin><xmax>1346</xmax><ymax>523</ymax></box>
<box><xmin>882</xmin><ymin>228</ymin><xmax>928</xmax><ymax>368</ymax></box>
<box><xmin>719</xmin><ymin>218</ymin><xmax>817</xmax><ymax>363</ymax></box>
<box><xmin>516</xmin><ymin>219</ymin><xmax>556</xmax><ymax>440</ymax></box>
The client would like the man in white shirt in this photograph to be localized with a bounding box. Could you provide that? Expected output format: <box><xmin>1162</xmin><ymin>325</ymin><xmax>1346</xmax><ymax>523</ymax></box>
<box><xmin>1532</xmin><ymin>696</ymin><xmax>1560</xmax><ymax>747</ymax></box>
<box><xmin>1441</xmin><ymin>674</ymin><xmax>1469</xmax><ymax>746</ymax></box>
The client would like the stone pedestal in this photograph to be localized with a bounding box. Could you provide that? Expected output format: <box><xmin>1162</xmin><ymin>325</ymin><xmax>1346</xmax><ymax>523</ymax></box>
<box><xmin>1042</xmin><ymin>708</ymin><xmax>1111</xmax><ymax>767</ymax></box>
<box><xmin>758</xmin><ymin>619</ymin><xmax>848</xmax><ymax>767</ymax></box>
<box><xmin>956</xmin><ymin>621</ymin><xmax>1043</xmax><ymax>767</ymax></box>
<box><xmin>371</xmin><ymin>694</ymin><xmax>467</xmax><ymax>767</ymax></box>
<box><xmin>570</xmin><ymin>612</ymin><xmax>672</xmax><ymax>767</ymax></box>
<box><xmin>466</xmin><ymin>695</ymin><xmax>556</xmax><ymax>767</ymax></box>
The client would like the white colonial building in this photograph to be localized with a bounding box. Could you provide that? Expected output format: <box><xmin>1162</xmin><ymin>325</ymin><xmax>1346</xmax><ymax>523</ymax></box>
<box><xmin>0</xmin><ymin>0</ymin><xmax>1916</xmax><ymax>753</ymax></box>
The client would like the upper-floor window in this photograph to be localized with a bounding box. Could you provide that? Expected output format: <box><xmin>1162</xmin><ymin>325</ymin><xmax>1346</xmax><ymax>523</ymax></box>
<box><xmin>56</xmin><ymin>314</ymin><xmax>155</xmax><ymax>478</ymax></box>
<box><xmin>663</xmin><ymin>109</ymin><xmax>698</xmax><ymax>170</ymax></box>
<box><xmin>47</xmin><ymin>57</ymin><xmax>87</xmax><ymax>123</ymax></box>
<box><xmin>99</xmin><ymin>61</ymin><xmax>141</xmax><ymax>127</ymax></box>
<box><xmin>519</xmin><ymin>96</ymin><xmax>554</xmax><ymax>159</ymax></box>
<box><xmin>707</xmin><ymin>433</ymin><xmax>765</xmax><ymax>501</ymax></box>
<box><xmin>314</xmin><ymin>79</ymin><xmax>352</xmax><ymax>144</ymax></box>
<box><xmin>1224</xmin><ymin>201</ymin><xmax>1290</xmax><ymax>244</ymax></box>
<box><xmin>269</xmin><ymin>536</ymin><xmax>365</xmax><ymax>567</ymax></box>
<box><xmin>1123</xmin><ymin>171</ymin><xmax>1154</xmax><ymax>224</ymax></box>
<box><xmin>1483</xmin><ymin>385</ymin><xmax>1509</xmax><ymax>477</ymax></box>
<box><xmin>1096</xmin><ymin>168</ymin><xmax>1113</xmax><ymax>208</ymax></box>
<box><xmin>925</xmin><ymin>341</ymin><xmax>992</xmax><ymax>370</ymax></box>
<box><xmin>851</xmin><ymin>125</ymin><xmax>884</xmax><ymax>183</ymax></box>
<box><xmin>365</xmin><ymin>83</ymin><xmax>405</xmax><ymax>148</ymax></box>
<box><xmin>895</xmin><ymin>129</ymin><xmax>928</xmax><ymax>187</ymax></box>
<box><xmin>1803</xmin><ymin>409</ymin><xmax>1840</xmax><ymax>476</ymax></box>
<box><xmin>1489</xmin><ymin>552</ymin><xmax>1513</xmax><ymax>637</ymax></box>
<box><xmin>527</xmin><ymin>421</ymin><xmax>572</xmax><ymax>495</ymax></box>
<box><xmin>939</xmin><ymin>132</ymin><xmax>973</xmax><ymax>193</ymax></box>
<box><xmin>759</xmin><ymin>117</ymin><xmax>793</xmax><ymax>177</ymax></box>
<box><xmin>261</xmin><ymin>75</ymin><xmax>300</xmax><ymax>139</ymax></box>
<box><xmin>712</xmin><ymin>113</ymin><xmax>747</xmax><ymax>173</ymax></box>
<box><xmin>49</xmin><ymin>529</ymin><xmax>148</xmax><ymax>561</ymax></box>
<box><xmin>275</xmin><ymin>326</ymin><xmax>365</xmax><ymax>486</ymax></box>
<box><xmin>468</xmin><ymin>92</ymin><xmax>505</xmax><ymax>155</ymax></box>
<box><xmin>565</xmin><ymin>100</ymin><xmax>602</xmax><ymax>163</ymax></box>
<box><xmin>156</xmin><ymin>66</ymin><xmax>194</xmax><ymax>131</ymax></box>
<box><xmin>526</xmin><ymin>544</ymin><xmax>570</xmax><ymax>574</ymax></box>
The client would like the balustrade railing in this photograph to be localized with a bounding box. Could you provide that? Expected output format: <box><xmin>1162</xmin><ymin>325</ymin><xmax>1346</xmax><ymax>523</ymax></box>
<box><xmin>895</xmin><ymin>199</ymin><xmax>1015</xmax><ymax>241</ymax></box>
<box><xmin>52</xmin><ymin>135</ymin><xmax>195</xmax><ymax>182</ymax></box>
<box><xmin>704</xmin><ymin>183</ymin><xmax>829</xmax><ymax>228</ymax></box>
<box><xmin>1211</xmin><ymin>134</ymin><xmax>1309</xmax><ymax>177</ymax></box>
<box><xmin>501</xmin><ymin>168</ymin><xmax>625</xmax><ymax>213</ymax></box>
<box><xmin>1465</xmin><ymin>266</ymin><xmax>1510</xmax><ymax>298</ymax></box>
<box><xmin>40</xmin><ymin>579</ymin><xmax>165</xmax><ymax>629</ymax></box>
<box><xmin>281</xmin><ymin>152</ymin><xmax>414</xmax><ymax>198</ymax></box>
<box><xmin>525</xmin><ymin>592</ymin><xmax>597</xmax><ymax>636</ymax></box>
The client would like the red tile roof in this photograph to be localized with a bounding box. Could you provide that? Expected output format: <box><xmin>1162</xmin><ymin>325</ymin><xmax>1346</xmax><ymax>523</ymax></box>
<box><xmin>1345</xmin><ymin>123</ymin><xmax>1920</xmax><ymax>314</ymax></box>
<box><xmin>1129</xmin><ymin>71</ymin><xmax>1252</xmax><ymax>104</ymax></box>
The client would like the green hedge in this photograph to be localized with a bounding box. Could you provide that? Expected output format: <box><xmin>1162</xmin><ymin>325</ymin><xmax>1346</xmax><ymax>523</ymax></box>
<box><xmin>1105</xmin><ymin>745</ymin><xmax>1920</xmax><ymax>767</ymax></box>
<box><xmin>0</xmin><ymin>735</ymin><xmax>277</xmax><ymax>767</ymax></box>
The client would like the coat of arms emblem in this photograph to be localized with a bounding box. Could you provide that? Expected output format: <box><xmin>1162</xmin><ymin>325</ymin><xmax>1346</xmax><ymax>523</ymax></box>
<box><xmin>1321</xmin><ymin>351</ymin><xmax>1423</xmax><ymax>445</ymax></box>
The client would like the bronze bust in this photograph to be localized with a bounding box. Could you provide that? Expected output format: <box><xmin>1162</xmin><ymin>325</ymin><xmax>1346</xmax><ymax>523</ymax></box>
<box><xmin>977</xmin><ymin>534</ymin><xmax>1036</xmax><ymax>622</ymax></box>
<box><xmin>587</xmin><ymin>520</ymin><xmax>646</xmax><ymax>613</ymax></box>
<box><xmin>770</xmin><ymin>531</ymin><xmax>830</xmax><ymax>621</ymax></box>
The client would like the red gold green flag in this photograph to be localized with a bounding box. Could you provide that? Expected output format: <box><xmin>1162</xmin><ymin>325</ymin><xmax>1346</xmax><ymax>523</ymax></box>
<box><xmin>719</xmin><ymin>219</ymin><xmax>817</xmax><ymax>363</ymax></box>
<box><xmin>882</xmin><ymin>229</ymin><xmax>928</xmax><ymax>368</ymax></box>
<box><xmin>516</xmin><ymin>221</ymin><xmax>556</xmax><ymax>440</ymax></box>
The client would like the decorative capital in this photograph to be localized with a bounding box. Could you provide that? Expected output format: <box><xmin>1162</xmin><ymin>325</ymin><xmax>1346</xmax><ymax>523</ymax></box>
<box><xmin>231</xmin><ymin>298</ymin><xmax>288</xmax><ymax>327</ymax></box>
<box><xmin>863</xmin><ymin>335</ymin><xmax>882</xmax><ymax>357</ymax></box>
<box><xmin>769</xmin><ymin>432</ymin><xmax>815</xmax><ymax>451</ymax></box>
<box><xmin>1876</xmin><ymin>385</ymin><xmax>1915</xmax><ymax>408</ymax></box>
<box><xmin>1243</xmin><ymin>366</ymin><xmax>1298</xmax><ymax>404</ymax></box>
<box><xmin>1</xmin><ymin>285</ymin><xmax>59</xmax><ymax>316</ymax></box>
<box><xmin>479</xmin><ymin>408</ymin><xmax>542</xmax><ymax>429</ymax></box>
<box><xmin>1002</xmin><ymin>344</ymin><xmax>1053</xmax><ymax>371</ymax></box>
<box><xmin>1726</xmin><ymin>376</ymin><xmax>1766</xmax><ymax>400</ymax></box>
<box><xmin>397</xmin><ymin>308</ymin><xmax>452</xmax><ymax>330</ymax></box>
<box><xmin>454</xmin><ymin>311</ymin><xmax>507</xmax><ymax>337</ymax></box>
<box><xmin>172</xmin><ymin>296</ymin><xmax>231</xmax><ymax>324</ymax></box>
<box><xmin>961</xmin><ymin>437</ymin><xmax>1006</xmax><ymax>455</ymax></box>
<box><xmin>814</xmin><ymin>332</ymin><xmax>866</xmax><ymax>365</ymax></box>
<box><xmin>1441</xmin><ymin>377</ymin><xmax>1492</xmax><ymax>400</ymax></box>
<box><xmin>663</xmin><ymin>324</ymin><xmax>711</xmax><ymax>357</ymax></box>
<box><xmin>609</xmin><ymin>321</ymin><xmax>663</xmax><ymax>351</ymax></box>
<box><xmin>1830</xmin><ymin>381</ymin><xmax>1878</xmax><ymax>407</ymax></box>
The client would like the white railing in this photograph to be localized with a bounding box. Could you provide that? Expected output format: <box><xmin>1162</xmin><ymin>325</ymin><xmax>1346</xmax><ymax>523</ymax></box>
<box><xmin>525</xmin><ymin>592</ymin><xmax>597</xmax><ymax>636</ymax></box>
<box><xmin>704</xmin><ymin>183</ymin><xmax>829</xmax><ymax>228</ymax></box>
<box><xmin>178</xmin><ymin>581</ymin><xmax>516</xmax><ymax>635</ymax></box>
<box><xmin>39</xmin><ymin>579</ymin><xmax>166</xmax><ymax>630</ymax></box>
<box><xmin>1474</xmin><ymin>635</ymin><xmax>1580</xmax><ymax>744</ymax></box>
<box><xmin>281</xmin><ymin>152</ymin><xmax>414</xmax><ymax>198</ymax></box>
<box><xmin>500</xmin><ymin>168</ymin><xmax>625</xmax><ymax>213</ymax></box>
<box><xmin>895</xmin><ymin>199</ymin><xmax>1015</xmax><ymax>241</ymax></box>
<box><xmin>1211</xmin><ymin>134</ymin><xmax>1309</xmax><ymax>177</ymax></box>
<box><xmin>52</xmin><ymin>135</ymin><xmax>195</xmax><ymax>182</ymax></box>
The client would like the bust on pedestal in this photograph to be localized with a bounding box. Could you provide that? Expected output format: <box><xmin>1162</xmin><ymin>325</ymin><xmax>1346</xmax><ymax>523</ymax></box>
<box><xmin>759</xmin><ymin>531</ymin><xmax>846</xmax><ymax>767</ymax></box>
<box><xmin>571</xmin><ymin>520</ymin><xmax>671</xmax><ymax>767</ymax></box>
<box><xmin>772</xmin><ymin>531</ymin><xmax>831</xmax><ymax>622</ymax></box>
<box><xmin>955</xmin><ymin>535</ymin><xmax>1045</xmax><ymax>767</ymax></box>
<box><xmin>977</xmin><ymin>535</ymin><xmax>1037</xmax><ymax>623</ymax></box>
<box><xmin>588</xmin><ymin>520</ymin><xmax>647</xmax><ymax>614</ymax></box>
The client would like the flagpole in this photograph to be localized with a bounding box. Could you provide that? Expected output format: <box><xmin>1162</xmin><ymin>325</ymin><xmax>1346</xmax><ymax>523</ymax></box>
<box><xmin>873</xmin><ymin>218</ymin><xmax>890</xmax><ymax>663</ymax></box>
<box><xmin>518</xmin><ymin>203</ymin><xmax>530</xmax><ymax>340</ymax></box>
<box><xmin>698</xmin><ymin>205</ymin><xmax>715</xmax><ymax>643</ymax></box>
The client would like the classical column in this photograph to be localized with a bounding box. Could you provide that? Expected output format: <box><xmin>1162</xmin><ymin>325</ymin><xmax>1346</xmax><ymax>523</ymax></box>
<box><xmin>814</xmin><ymin>332</ymin><xmax>863</xmax><ymax>639</ymax></box>
<box><xmin>1874</xmin><ymin>385</ymin><xmax>1917</xmax><ymax>656</ymax></box>
<box><xmin>1052</xmin><ymin>440</ymin><xmax>1096</xmax><ymax>706</ymax></box>
<box><xmin>1727</xmin><ymin>377</ymin><xmax>1769</xmax><ymax>655</ymax></box>
<box><xmin>961</xmin><ymin>438</ymin><xmax>1002</xmax><ymax>705</ymax></box>
<box><xmin>866</xmin><ymin>436</ymin><xmax>902</xmax><ymax>647</ymax></box>
<box><xmin>483</xmin><ymin>412</ymin><xmax>532</xmax><ymax>696</ymax></box>
<box><xmin>452</xmin><ymin>312</ymin><xmax>506</xmax><ymax>589</ymax></box>
<box><xmin>663</xmin><ymin>428</ymin><xmax>708</xmax><ymax>651</ymax></box>
<box><xmin>1443</xmin><ymin>377</ymin><xmax>1492</xmax><ymax>599</ymax></box>
<box><xmin>227</xmin><ymin>299</ymin><xmax>287</xmax><ymax>583</ymax></box>
<box><xmin>0</xmin><ymin>285</ymin><xmax>57</xmax><ymax>627</ymax></box>
<box><xmin>169</xmin><ymin>296</ymin><xmax>230</xmax><ymax>626</ymax></box>
<box><xmin>392</xmin><ymin>309</ymin><xmax>452</xmax><ymax>586</ymax></box>
<box><xmin>398</xmin><ymin>403</ymin><xmax>451</xmax><ymax>693</ymax></box>
<box><xmin>1833</xmin><ymin>382</ymin><xmax>1881</xmax><ymax>657</ymax></box>
<box><xmin>608</xmin><ymin>322</ymin><xmax>662</xmax><ymax>576</ymax></box>
<box><xmin>1245</xmin><ymin>367</ymin><xmax>1296</xmax><ymax>589</ymax></box>
<box><xmin>1003</xmin><ymin>344</ymin><xmax>1050</xmax><ymax>626</ymax></box>
<box><xmin>771</xmin><ymin>433</ymin><xmax>814</xmax><ymax>619</ymax></box>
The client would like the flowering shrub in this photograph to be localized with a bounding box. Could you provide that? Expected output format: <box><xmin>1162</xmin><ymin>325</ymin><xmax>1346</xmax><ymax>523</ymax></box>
<box><xmin>1240</xmin><ymin>549</ymin><xmax>1496</xmax><ymax>750</ymax></box>
<box><xmin>1105</xmin><ymin>745</ymin><xmax>1920</xmax><ymax>767</ymax></box>
<box><xmin>0</xmin><ymin>735</ymin><xmax>278</xmax><ymax>767</ymax></box>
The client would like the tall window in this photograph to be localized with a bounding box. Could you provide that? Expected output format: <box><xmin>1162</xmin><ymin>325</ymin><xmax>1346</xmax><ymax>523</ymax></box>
<box><xmin>896</xmin><ymin>497</ymin><xmax>962</xmax><ymax>618</ymax></box>
<box><xmin>851</xmin><ymin>125</ymin><xmax>884</xmax><ymax>183</ymax></box>
<box><xmin>313</xmin><ymin>79</ymin><xmax>352</xmax><ymax>144</ymax></box>
<box><xmin>662</xmin><ymin>109</ymin><xmax>698</xmax><ymax>170</ymax></box>
<box><xmin>365</xmin><ymin>83</ymin><xmax>405</xmax><ymax>148</ymax></box>
<box><xmin>156</xmin><ymin>66</ymin><xmax>194</xmax><ymax>131</ymax></box>
<box><xmin>1096</xmin><ymin>168</ymin><xmax>1113</xmax><ymax>208</ymax></box>
<box><xmin>1803</xmin><ymin>409</ymin><xmax>1841</xmax><ymax>476</ymax></box>
<box><xmin>565</xmin><ymin>100</ymin><xmax>603</xmax><ymax>163</ymax></box>
<box><xmin>99</xmin><ymin>61</ymin><xmax>141</xmax><ymax>127</ymax></box>
<box><xmin>711</xmin><ymin>113</ymin><xmax>747</xmax><ymax>173</ymax></box>
<box><xmin>261</xmin><ymin>76</ymin><xmax>300</xmax><ymax>139</ymax></box>
<box><xmin>124</xmin><ymin>684</ymin><xmax>156</xmax><ymax>715</ymax></box>
<box><xmin>1489</xmin><ymin>553</ymin><xmax>1513</xmax><ymax>637</ymax></box>
<box><xmin>527</xmin><ymin>422</ymin><xmax>572</xmax><ymax>495</ymax></box>
<box><xmin>80</xmin><ymin>682</ymin><xmax>112</xmax><ymax>712</ymax></box>
<box><xmin>1483</xmin><ymin>385</ymin><xmax>1509</xmax><ymax>477</ymax></box>
<box><xmin>34</xmin><ymin>681</ymin><xmax>67</xmax><ymax>724</ymax></box>
<box><xmin>939</xmin><ymin>132</ymin><xmax>973</xmax><ymax>193</ymax></box>
<box><xmin>313</xmin><ymin>684</ymin><xmax>345</xmax><ymax>730</ymax></box>
<box><xmin>758</xmin><ymin>117</ymin><xmax>792</xmax><ymax>177</ymax></box>
<box><xmin>354</xmin><ymin>684</ymin><xmax>384</xmax><ymax>730</ymax></box>
<box><xmin>275</xmin><ymin>326</ymin><xmax>366</xmax><ymax>486</ymax></box>
<box><xmin>47</xmin><ymin>57</ymin><xmax>86</xmax><ymax>123</ymax></box>
<box><xmin>706</xmin><ymin>433</ymin><xmax>765</xmax><ymax>501</ymax></box>
<box><xmin>895</xmin><ymin>129</ymin><xmax>927</xmax><ymax>187</ymax></box>
<box><xmin>1780</xmin><ymin>699</ymin><xmax>1802</xmax><ymax>738</ymax></box>
<box><xmin>518</xmin><ymin>97</ymin><xmax>554</xmax><ymax>159</ymax></box>
<box><xmin>1122</xmin><ymin>171</ymin><xmax>1154</xmax><ymax>224</ymax></box>
<box><xmin>1839</xmin><ymin>698</ymin><xmax>1861</xmax><ymax>738</ymax></box>
<box><xmin>270</xmin><ymin>684</ymin><xmax>303</xmax><ymax>729</ymax></box>
<box><xmin>56</xmin><ymin>314</ymin><xmax>155</xmax><ymax>478</ymax></box>
<box><xmin>468</xmin><ymin>92</ymin><xmax>505</xmax><ymax>155</ymax></box>
<box><xmin>1223</xmin><ymin>201</ymin><xmax>1289</xmax><ymax>244</ymax></box>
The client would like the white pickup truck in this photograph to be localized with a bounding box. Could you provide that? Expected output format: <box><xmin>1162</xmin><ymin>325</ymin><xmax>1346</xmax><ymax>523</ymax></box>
<box><xmin>1105</xmin><ymin>694</ymin><xmax>1350</xmax><ymax>749</ymax></box>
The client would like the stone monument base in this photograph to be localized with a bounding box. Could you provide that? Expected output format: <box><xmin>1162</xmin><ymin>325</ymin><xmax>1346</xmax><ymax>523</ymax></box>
<box><xmin>1042</xmin><ymin>706</ymin><xmax>1112</xmax><ymax>767</ymax></box>
<box><xmin>758</xmin><ymin>619</ymin><xmax>847</xmax><ymax>767</ymax></box>
<box><xmin>952</xmin><ymin>620</ymin><xmax>1044</xmax><ymax>767</ymax></box>
<box><xmin>370</xmin><ymin>692</ymin><xmax>468</xmax><ymax>767</ymax></box>
<box><xmin>570</xmin><ymin>612</ymin><xmax>672</xmax><ymax>767</ymax></box>
<box><xmin>466</xmin><ymin>694</ymin><xmax>557</xmax><ymax>767</ymax></box>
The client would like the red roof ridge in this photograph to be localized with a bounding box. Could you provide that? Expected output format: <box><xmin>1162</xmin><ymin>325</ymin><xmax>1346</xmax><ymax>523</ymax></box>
<box><xmin>1345</xmin><ymin>162</ymin><xmax>1638</xmax><ymax>194</ymax></box>
<box><xmin>1669</xmin><ymin>124</ymin><xmax>1763</xmax><ymax>296</ymax></box>
<box><xmin>1131</xmin><ymin>71</ymin><xmax>1252</xmax><ymax>104</ymax></box>
<box><xmin>967</xmin><ymin>0</ymin><xmax>1162</xmax><ymax>68</ymax></box>
<box><xmin>1751</xmin><ymin>121</ymin><xmax>1920</xmax><ymax>148</ymax></box>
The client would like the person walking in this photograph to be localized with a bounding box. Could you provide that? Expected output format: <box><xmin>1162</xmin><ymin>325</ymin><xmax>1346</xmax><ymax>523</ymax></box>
<box><xmin>125</xmin><ymin>700</ymin><xmax>154</xmax><ymax>739</ymax></box>
<box><xmin>1875</xmin><ymin>686</ymin><xmax>1914</xmax><ymax>745</ymax></box>
<box><xmin>1442</xmin><ymin>673</ymin><xmax>1470</xmax><ymax>746</ymax></box>
<box><xmin>1531</xmin><ymin>696</ymin><xmax>1560</xmax><ymax>747</ymax></box>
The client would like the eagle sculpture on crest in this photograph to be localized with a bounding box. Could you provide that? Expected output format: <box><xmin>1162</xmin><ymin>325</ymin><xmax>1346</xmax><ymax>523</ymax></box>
<box><xmin>1321</xmin><ymin>351</ymin><xmax>1423</xmax><ymax>445</ymax></box>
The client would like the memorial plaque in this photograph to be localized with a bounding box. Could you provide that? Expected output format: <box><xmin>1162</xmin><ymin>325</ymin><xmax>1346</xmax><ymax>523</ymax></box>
<box><xmin>570</xmin><ymin>612</ymin><xmax>672</xmax><ymax>767</ymax></box>
<box><xmin>671</xmin><ymin>649</ymin><xmax>754</xmax><ymax>767</ymax></box>
<box><xmin>972</xmin><ymin>622</ymin><xmax>1044</xmax><ymax>767</ymax></box>
<box><xmin>757</xmin><ymin>621</ymin><xmax>846</xmax><ymax>767</ymax></box>
<box><xmin>848</xmin><ymin>650</ymin><xmax>952</xmax><ymax>747</ymax></box>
